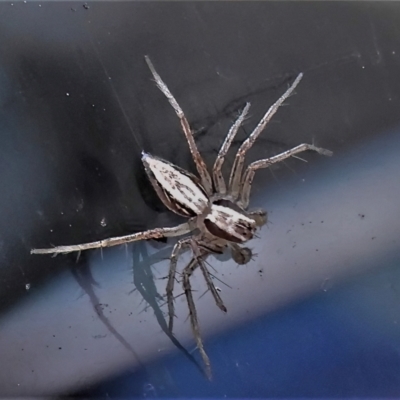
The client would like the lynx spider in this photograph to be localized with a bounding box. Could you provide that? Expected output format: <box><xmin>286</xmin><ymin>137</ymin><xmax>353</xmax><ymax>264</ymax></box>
<box><xmin>32</xmin><ymin>56</ymin><xmax>332</xmax><ymax>379</ymax></box>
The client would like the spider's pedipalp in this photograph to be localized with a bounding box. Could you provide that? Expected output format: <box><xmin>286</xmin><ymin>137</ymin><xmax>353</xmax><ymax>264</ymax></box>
<box><xmin>191</xmin><ymin>240</ymin><xmax>227</xmax><ymax>313</ymax></box>
<box><xmin>248</xmin><ymin>209</ymin><xmax>268</xmax><ymax>227</ymax></box>
<box><xmin>230</xmin><ymin>243</ymin><xmax>253</xmax><ymax>265</ymax></box>
<box><xmin>229</xmin><ymin>73</ymin><xmax>304</xmax><ymax>200</ymax></box>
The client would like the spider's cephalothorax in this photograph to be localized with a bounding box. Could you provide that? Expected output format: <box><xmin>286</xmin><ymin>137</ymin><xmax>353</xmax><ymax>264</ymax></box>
<box><xmin>31</xmin><ymin>56</ymin><xmax>332</xmax><ymax>379</ymax></box>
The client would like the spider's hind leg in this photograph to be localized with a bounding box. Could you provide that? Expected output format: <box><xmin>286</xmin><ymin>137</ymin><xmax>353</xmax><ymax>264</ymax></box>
<box><xmin>145</xmin><ymin>56</ymin><xmax>213</xmax><ymax>195</ymax></box>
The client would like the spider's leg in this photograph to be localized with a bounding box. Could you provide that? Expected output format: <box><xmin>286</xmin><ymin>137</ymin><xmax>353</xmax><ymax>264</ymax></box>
<box><xmin>212</xmin><ymin>103</ymin><xmax>250</xmax><ymax>194</ymax></box>
<box><xmin>228</xmin><ymin>73</ymin><xmax>304</xmax><ymax>200</ymax></box>
<box><xmin>240</xmin><ymin>143</ymin><xmax>333</xmax><ymax>208</ymax></box>
<box><xmin>31</xmin><ymin>221</ymin><xmax>193</xmax><ymax>255</ymax></box>
<box><xmin>198</xmin><ymin>259</ymin><xmax>227</xmax><ymax>312</ymax></box>
<box><xmin>145</xmin><ymin>56</ymin><xmax>213</xmax><ymax>195</ymax></box>
<box><xmin>182</xmin><ymin>256</ymin><xmax>212</xmax><ymax>379</ymax></box>
<box><xmin>167</xmin><ymin>238</ymin><xmax>192</xmax><ymax>333</ymax></box>
<box><xmin>193</xmin><ymin>244</ymin><xmax>227</xmax><ymax>313</ymax></box>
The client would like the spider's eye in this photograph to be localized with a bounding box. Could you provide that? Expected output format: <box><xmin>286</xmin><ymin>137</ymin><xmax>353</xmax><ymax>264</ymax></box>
<box><xmin>234</xmin><ymin>221</ymin><xmax>256</xmax><ymax>240</ymax></box>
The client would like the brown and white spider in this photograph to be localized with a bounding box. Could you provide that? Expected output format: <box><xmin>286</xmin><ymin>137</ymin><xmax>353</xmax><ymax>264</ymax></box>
<box><xmin>31</xmin><ymin>56</ymin><xmax>332</xmax><ymax>379</ymax></box>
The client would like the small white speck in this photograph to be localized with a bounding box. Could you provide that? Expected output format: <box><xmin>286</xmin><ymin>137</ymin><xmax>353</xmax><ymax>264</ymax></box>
<box><xmin>321</xmin><ymin>278</ymin><xmax>332</xmax><ymax>292</ymax></box>
<box><xmin>11</xmin><ymin>3</ymin><xmax>13</xmax><ymax>5</ymax></box>
<box><xmin>92</xmin><ymin>104</ymin><xmax>95</xmax><ymax>107</ymax></box>
<box><xmin>25</xmin><ymin>283</ymin><xmax>31</xmax><ymax>291</ymax></box>
<box><xmin>66</xmin><ymin>93</ymin><xmax>70</xmax><ymax>96</ymax></box>
<box><xmin>50</xmin><ymin>229</ymin><xmax>53</xmax><ymax>233</ymax></box>
<box><xmin>100</xmin><ymin>218</ymin><xmax>107</xmax><ymax>227</ymax></box>
<box><xmin>392</xmin><ymin>51</ymin><xmax>396</xmax><ymax>55</ymax></box>
<box><xmin>23</xmin><ymin>0</ymin><xmax>26</xmax><ymax>3</ymax></box>
<box><xmin>61</xmin><ymin>211</ymin><xmax>64</xmax><ymax>215</ymax></box>
<box><xmin>362</xmin><ymin>66</ymin><xmax>365</xmax><ymax>69</ymax></box>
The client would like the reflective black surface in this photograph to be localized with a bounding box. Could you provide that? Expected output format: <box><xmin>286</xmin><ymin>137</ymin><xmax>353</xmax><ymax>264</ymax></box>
<box><xmin>1</xmin><ymin>1</ymin><xmax>400</xmax><ymax>397</ymax></box>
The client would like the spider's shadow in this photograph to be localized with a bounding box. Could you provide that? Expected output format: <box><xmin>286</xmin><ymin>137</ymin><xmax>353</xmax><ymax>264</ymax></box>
<box><xmin>70</xmin><ymin>242</ymin><xmax>205</xmax><ymax>378</ymax></box>
<box><xmin>70</xmin><ymin>259</ymin><xmax>143</xmax><ymax>367</ymax></box>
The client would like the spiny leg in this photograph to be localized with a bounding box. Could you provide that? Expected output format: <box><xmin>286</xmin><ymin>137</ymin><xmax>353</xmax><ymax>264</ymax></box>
<box><xmin>240</xmin><ymin>143</ymin><xmax>333</xmax><ymax>208</ymax></box>
<box><xmin>212</xmin><ymin>103</ymin><xmax>251</xmax><ymax>195</ymax></box>
<box><xmin>229</xmin><ymin>73</ymin><xmax>304</xmax><ymax>200</ymax></box>
<box><xmin>145</xmin><ymin>56</ymin><xmax>213</xmax><ymax>195</ymax></box>
<box><xmin>167</xmin><ymin>238</ymin><xmax>192</xmax><ymax>333</ymax></box>
<box><xmin>31</xmin><ymin>222</ymin><xmax>193</xmax><ymax>255</ymax></box>
<box><xmin>193</xmin><ymin>244</ymin><xmax>227</xmax><ymax>313</ymax></box>
<box><xmin>182</xmin><ymin>256</ymin><xmax>212</xmax><ymax>379</ymax></box>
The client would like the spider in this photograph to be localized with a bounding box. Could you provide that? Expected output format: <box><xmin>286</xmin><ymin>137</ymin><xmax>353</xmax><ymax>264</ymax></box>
<box><xmin>32</xmin><ymin>56</ymin><xmax>332</xmax><ymax>379</ymax></box>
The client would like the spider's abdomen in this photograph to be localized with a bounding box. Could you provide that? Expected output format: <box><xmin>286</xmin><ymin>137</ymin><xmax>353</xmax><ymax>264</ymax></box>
<box><xmin>142</xmin><ymin>152</ymin><xmax>208</xmax><ymax>217</ymax></box>
<box><xmin>204</xmin><ymin>204</ymin><xmax>256</xmax><ymax>243</ymax></box>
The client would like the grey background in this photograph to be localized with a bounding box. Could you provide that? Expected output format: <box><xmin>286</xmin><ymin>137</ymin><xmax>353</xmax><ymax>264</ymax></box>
<box><xmin>0</xmin><ymin>1</ymin><xmax>400</xmax><ymax>397</ymax></box>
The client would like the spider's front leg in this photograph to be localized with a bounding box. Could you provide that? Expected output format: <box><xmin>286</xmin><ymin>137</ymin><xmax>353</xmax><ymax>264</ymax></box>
<box><xmin>193</xmin><ymin>240</ymin><xmax>227</xmax><ymax>313</ymax></box>
<box><xmin>173</xmin><ymin>239</ymin><xmax>227</xmax><ymax>380</ymax></box>
<box><xmin>31</xmin><ymin>222</ymin><xmax>193</xmax><ymax>255</ymax></box>
<box><xmin>182</xmin><ymin>255</ymin><xmax>212</xmax><ymax>379</ymax></box>
<box><xmin>167</xmin><ymin>238</ymin><xmax>192</xmax><ymax>333</ymax></box>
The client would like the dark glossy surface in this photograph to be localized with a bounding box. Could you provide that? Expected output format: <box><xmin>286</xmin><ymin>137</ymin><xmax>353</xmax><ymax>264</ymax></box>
<box><xmin>1</xmin><ymin>2</ymin><xmax>400</xmax><ymax>397</ymax></box>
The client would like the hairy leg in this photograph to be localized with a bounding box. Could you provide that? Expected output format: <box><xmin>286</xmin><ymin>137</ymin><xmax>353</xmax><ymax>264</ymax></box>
<box><xmin>182</xmin><ymin>257</ymin><xmax>212</xmax><ymax>379</ymax></box>
<box><xmin>240</xmin><ymin>143</ymin><xmax>332</xmax><ymax>208</ymax></box>
<box><xmin>193</xmin><ymin>242</ymin><xmax>227</xmax><ymax>313</ymax></box>
<box><xmin>166</xmin><ymin>238</ymin><xmax>192</xmax><ymax>332</ymax></box>
<box><xmin>145</xmin><ymin>56</ymin><xmax>213</xmax><ymax>195</ymax></box>
<box><xmin>212</xmin><ymin>103</ymin><xmax>250</xmax><ymax>194</ymax></box>
<box><xmin>229</xmin><ymin>73</ymin><xmax>304</xmax><ymax>199</ymax></box>
<box><xmin>31</xmin><ymin>222</ymin><xmax>193</xmax><ymax>255</ymax></box>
